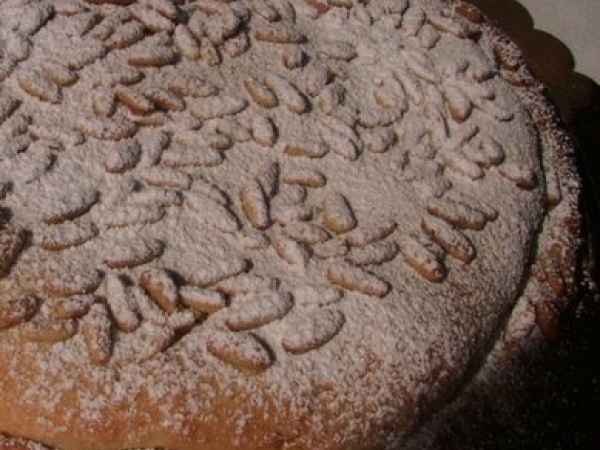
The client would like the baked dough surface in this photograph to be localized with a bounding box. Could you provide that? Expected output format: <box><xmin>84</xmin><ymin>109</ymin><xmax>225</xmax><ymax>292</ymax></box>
<box><xmin>0</xmin><ymin>0</ymin><xmax>582</xmax><ymax>449</ymax></box>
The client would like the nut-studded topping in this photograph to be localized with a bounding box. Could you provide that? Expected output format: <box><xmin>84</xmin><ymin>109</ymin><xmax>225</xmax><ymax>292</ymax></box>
<box><xmin>191</xmin><ymin>179</ymin><xmax>231</xmax><ymax>206</ymax></box>
<box><xmin>207</xmin><ymin>332</ymin><xmax>273</xmax><ymax>373</ymax></box>
<box><xmin>21</xmin><ymin>315</ymin><xmax>78</xmax><ymax>343</ymax></box>
<box><xmin>239</xmin><ymin>231</ymin><xmax>271</xmax><ymax>251</ymax></box>
<box><xmin>94</xmin><ymin>63</ymin><xmax>143</xmax><ymax>88</ymax></box>
<box><xmin>138</xmin><ymin>129</ymin><xmax>170</xmax><ymax>166</ymax></box>
<box><xmin>318</xmin><ymin>121</ymin><xmax>360</xmax><ymax>161</ymax></box>
<box><xmin>145</xmin><ymin>88</ymin><xmax>185</xmax><ymax>112</ymax></box>
<box><xmin>130</xmin><ymin>4</ymin><xmax>175</xmax><ymax>32</ymax></box>
<box><xmin>347</xmin><ymin>241</ymin><xmax>399</xmax><ymax>266</ymax></box>
<box><xmin>0</xmin><ymin>0</ymin><xmax>570</xmax><ymax>379</ymax></box>
<box><xmin>318</xmin><ymin>40</ymin><xmax>357</xmax><ymax>61</ymax></box>
<box><xmin>167</xmin><ymin>74</ymin><xmax>218</xmax><ymax>98</ymax></box>
<box><xmin>313</xmin><ymin>238</ymin><xmax>349</xmax><ymax>260</ymax></box>
<box><xmin>273</xmin><ymin>233</ymin><xmax>311</xmax><ymax>267</ymax></box>
<box><xmin>264</xmin><ymin>75</ymin><xmax>308</xmax><ymax>114</ymax></box>
<box><xmin>35</xmin><ymin>186</ymin><xmax>99</xmax><ymax>225</ymax></box>
<box><xmin>224</xmin><ymin>32</ymin><xmax>251</xmax><ymax>58</ymax></box>
<box><xmin>183</xmin><ymin>257</ymin><xmax>248</xmax><ymax>288</ymax></box>
<box><xmin>216</xmin><ymin>273</ymin><xmax>276</xmax><ymax>295</ymax></box>
<box><xmin>240</xmin><ymin>179</ymin><xmax>271</xmax><ymax>230</ymax></box>
<box><xmin>199</xmin><ymin>39</ymin><xmax>221</xmax><ymax>66</ymax></box>
<box><xmin>322</xmin><ymin>192</ymin><xmax>357</xmax><ymax>234</ymax></box>
<box><xmin>105</xmin><ymin>139</ymin><xmax>141</xmax><ymax>173</ymax></box>
<box><xmin>284</xmin><ymin>222</ymin><xmax>330</xmax><ymax>245</ymax></box>
<box><xmin>282</xmin><ymin>167</ymin><xmax>326</xmax><ymax>188</ymax></box>
<box><xmin>190</xmin><ymin>96</ymin><xmax>248</xmax><ymax>120</ymax></box>
<box><xmin>284</xmin><ymin>140</ymin><xmax>329</xmax><ymax>159</ymax></box>
<box><xmin>127</xmin><ymin>42</ymin><xmax>178</xmax><ymax>67</ymax></box>
<box><xmin>251</xmin><ymin>0</ymin><xmax>281</xmax><ymax>21</ymax></box>
<box><xmin>345</xmin><ymin>220</ymin><xmax>397</xmax><ymax>247</ymax></box>
<box><xmin>3</xmin><ymin>32</ymin><xmax>31</xmax><ymax>62</ymax></box>
<box><xmin>106</xmin><ymin>273</ymin><xmax>140</xmax><ymax>332</ymax></box>
<box><xmin>174</xmin><ymin>24</ymin><xmax>202</xmax><ymax>60</ymax></box>
<box><xmin>292</xmin><ymin>284</ymin><xmax>342</xmax><ymax>308</ymax></box>
<box><xmin>442</xmin><ymin>151</ymin><xmax>484</xmax><ymax>180</ymax></box>
<box><xmin>426</xmin><ymin>198</ymin><xmax>487</xmax><ymax>231</ymax></box>
<box><xmin>463</xmin><ymin>136</ymin><xmax>505</xmax><ymax>168</ymax></box>
<box><xmin>327</xmin><ymin>263</ymin><xmax>390</xmax><ymax>297</ymax></box>
<box><xmin>0</xmin><ymin>225</ymin><xmax>26</xmax><ymax>276</ymax></box>
<box><xmin>447</xmin><ymin>191</ymin><xmax>499</xmax><ymax>222</ymax></box>
<box><xmin>244</xmin><ymin>78</ymin><xmax>279</xmax><ymax>109</ymax></box>
<box><xmin>17</xmin><ymin>70</ymin><xmax>61</xmax><ymax>104</ymax></box>
<box><xmin>139</xmin><ymin>269</ymin><xmax>179</xmax><ymax>314</ymax></box>
<box><xmin>421</xmin><ymin>216</ymin><xmax>476</xmax><ymax>264</ymax></box>
<box><xmin>398</xmin><ymin>235</ymin><xmax>446</xmax><ymax>283</ymax></box>
<box><xmin>0</xmin><ymin>296</ymin><xmax>38</xmax><ymax>330</ymax></box>
<box><xmin>41</xmin><ymin>61</ymin><xmax>78</xmax><ymax>87</ymax></box>
<box><xmin>141</xmin><ymin>167</ymin><xmax>192</xmax><ymax>190</ymax></box>
<box><xmin>444</xmin><ymin>85</ymin><xmax>472</xmax><ymax>122</ymax></box>
<box><xmin>81</xmin><ymin>303</ymin><xmax>113</xmax><ymax>365</ymax></box>
<box><xmin>272</xmin><ymin>183</ymin><xmax>307</xmax><ymax>206</ymax></box>
<box><xmin>272</xmin><ymin>204</ymin><xmax>312</xmax><ymax>225</ymax></box>
<box><xmin>93</xmin><ymin>88</ymin><xmax>116</xmax><ymax>118</ymax></box>
<box><xmin>255</xmin><ymin>161</ymin><xmax>280</xmax><ymax>199</ymax></box>
<box><xmin>37</xmin><ymin>221</ymin><xmax>98</xmax><ymax>252</ymax></box>
<box><xmin>106</xmin><ymin>21</ymin><xmax>145</xmax><ymax>49</ymax></box>
<box><xmin>300</xmin><ymin>62</ymin><xmax>331</xmax><ymax>97</ymax></box>
<box><xmin>254</xmin><ymin>23</ymin><xmax>305</xmax><ymax>44</ymax></box>
<box><xmin>102</xmin><ymin>234</ymin><xmax>164</xmax><ymax>269</ymax></box>
<box><xmin>252</xmin><ymin>116</ymin><xmax>278</xmax><ymax>147</ymax></box>
<box><xmin>180</xmin><ymin>286</ymin><xmax>226</xmax><ymax>314</ymax></box>
<box><xmin>78</xmin><ymin>115</ymin><xmax>137</xmax><ymax>141</ymax></box>
<box><xmin>498</xmin><ymin>162</ymin><xmax>538</xmax><ymax>190</ymax></box>
<box><xmin>327</xmin><ymin>0</ymin><xmax>353</xmax><ymax>8</ymax></box>
<box><xmin>161</xmin><ymin>143</ymin><xmax>223</xmax><ymax>168</ymax></box>
<box><xmin>214</xmin><ymin>117</ymin><xmax>252</xmax><ymax>142</ymax></box>
<box><xmin>0</xmin><ymin>93</ymin><xmax>20</xmax><ymax>127</ymax></box>
<box><xmin>35</xmin><ymin>256</ymin><xmax>103</xmax><ymax>298</ymax></box>
<box><xmin>114</xmin><ymin>86</ymin><xmax>155</xmax><ymax>115</ymax></box>
<box><xmin>226</xmin><ymin>289</ymin><xmax>293</xmax><ymax>331</ymax></box>
<box><xmin>132</xmin><ymin>286</ymin><xmax>168</xmax><ymax>325</ymax></box>
<box><xmin>134</xmin><ymin>322</ymin><xmax>174</xmax><ymax>362</ymax></box>
<box><xmin>142</xmin><ymin>0</ymin><xmax>179</xmax><ymax>19</ymax></box>
<box><xmin>48</xmin><ymin>295</ymin><xmax>95</xmax><ymax>320</ymax></box>
<box><xmin>282</xmin><ymin>45</ymin><xmax>306</xmax><ymax>69</ymax></box>
<box><xmin>282</xmin><ymin>308</ymin><xmax>345</xmax><ymax>354</ymax></box>
<box><xmin>362</xmin><ymin>127</ymin><xmax>396</xmax><ymax>154</ymax></box>
<box><xmin>129</xmin><ymin>189</ymin><xmax>182</xmax><ymax>207</ymax></box>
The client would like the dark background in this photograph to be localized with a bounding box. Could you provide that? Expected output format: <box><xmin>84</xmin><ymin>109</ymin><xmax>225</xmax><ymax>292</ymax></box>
<box><xmin>462</xmin><ymin>1</ymin><xmax>600</xmax><ymax>449</ymax></box>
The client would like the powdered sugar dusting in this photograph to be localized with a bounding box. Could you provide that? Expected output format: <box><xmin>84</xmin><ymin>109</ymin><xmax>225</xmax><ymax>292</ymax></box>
<box><xmin>0</xmin><ymin>0</ymin><xmax>581</xmax><ymax>449</ymax></box>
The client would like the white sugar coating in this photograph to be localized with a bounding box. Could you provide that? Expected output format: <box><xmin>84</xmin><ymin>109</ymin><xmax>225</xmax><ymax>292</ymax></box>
<box><xmin>225</xmin><ymin>289</ymin><xmax>293</xmax><ymax>332</ymax></box>
<box><xmin>283</xmin><ymin>221</ymin><xmax>331</xmax><ymax>244</ymax></box>
<box><xmin>282</xmin><ymin>307</ymin><xmax>346</xmax><ymax>354</ymax></box>
<box><xmin>105</xmin><ymin>273</ymin><xmax>141</xmax><ymax>332</ymax></box>
<box><xmin>179</xmin><ymin>286</ymin><xmax>226</xmax><ymax>314</ymax></box>
<box><xmin>0</xmin><ymin>0</ymin><xmax>582</xmax><ymax>449</ymax></box>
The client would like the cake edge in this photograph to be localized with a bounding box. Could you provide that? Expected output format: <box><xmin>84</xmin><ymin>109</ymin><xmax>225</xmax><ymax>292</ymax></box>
<box><xmin>402</xmin><ymin>1</ymin><xmax>588</xmax><ymax>447</ymax></box>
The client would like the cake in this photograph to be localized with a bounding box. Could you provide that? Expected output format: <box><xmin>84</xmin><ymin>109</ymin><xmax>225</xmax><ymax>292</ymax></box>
<box><xmin>0</xmin><ymin>0</ymin><xmax>583</xmax><ymax>449</ymax></box>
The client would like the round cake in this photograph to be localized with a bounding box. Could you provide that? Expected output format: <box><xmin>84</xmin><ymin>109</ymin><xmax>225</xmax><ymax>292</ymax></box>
<box><xmin>0</xmin><ymin>0</ymin><xmax>583</xmax><ymax>449</ymax></box>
